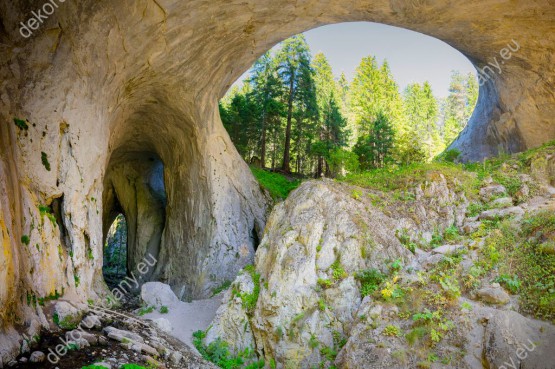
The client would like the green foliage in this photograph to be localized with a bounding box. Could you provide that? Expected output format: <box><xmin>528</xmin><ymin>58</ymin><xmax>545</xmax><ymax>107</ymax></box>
<box><xmin>212</xmin><ymin>280</ymin><xmax>232</xmax><ymax>296</ymax></box>
<box><xmin>39</xmin><ymin>205</ymin><xmax>57</xmax><ymax>226</ymax></box>
<box><xmin>14</xmin><ymin>118</ymin><xmax>29</xmax><ymax>130</ymax></box>
<box><xmin>41</xmin><ymin>152</ymin><xmax>51</xmax><ymax>171</ymax></box>
<box><xmin>341</xmin><ymin>161</ymin><xmax>477</xmax><ymax>198</ymax></box>
<box><xmin>119</xmin><ymin>365</ymin><xmax>150</xmax><ymax>369</ymax></box>
<box><xmin>331</xmin><ymin>260</ymin><xmax>347</xmax><ymax>281</ymax></box>
<box><xmin>220</xmin><ymin>41</ymin><xmax>476</xmax><ymax>177</ymax></box>
<box><xmin>355</xmin><ymin>268</ymin><xmax>386</xmax><ymax>297</ymax></box>
<box><xmin>320</xmin><ymin>346</ymin><xmax>337</xmax><ymax>362</ymax></box>
<box><xmin>21</xmin><ymin>235</ymin><xmax>30</xmax><ymax>245</ymax></box>
<box><xmin>382</xmin><ymin>324</ymin><xmax>402</xmax><ymax>337</ymax></box>
<box><xmin>250</xmin><ymin>167</ymin><xmax>301</xmax><ymax>201</ymax></box>
<box><xmin>159</xmin><ymin>306</ymin><xmax>169</xmax><ymax>314</ymax></box>
<box><xmin>317</xmin><ymin>278</ymin><xmax>333</xmax><ymax>289</ymax></box>
<box><xmin>192</xmin><ymin>330</ymin><xmax>263</xmax><ymax>369</ymax></box>
<box><xmin>443</xmin><ymin>225</ymin><xmax>460</xmax><ymax>243</ymax></box>
<box><xmin>494</xmin><ymin>274</ymin><xmax>521</xmax><ymax>294</ymax></box>
<box><xmin>436</xmin><ymin>149</ymin><xmax>461</xmax><ymax>163</ymax></box>
<box><xmin>138</xmin><ymin>305</ymin><xmax>155</xmax><ymax>316</ymax></box>
<box><xmin>327</xmin><ymin>148</ymin><xmax>359</xmax><ymax>176</ymax></box>
<box><xmin>354</xmin><ymin>112</ymin><xmax>395</xmax><ymax>170</ymax></box>
<box><xmin>234</xmin><ymin>265</ymin><xmax>261</xmax><ymax>316</ymax></box>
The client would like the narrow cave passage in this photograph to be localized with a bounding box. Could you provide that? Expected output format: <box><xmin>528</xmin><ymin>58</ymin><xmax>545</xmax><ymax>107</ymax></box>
<box><xmin>102</xmin><ymin>151</ymin><xmax>167</xmax><ymax>289</ymax></box>
<box><xmin>103</xmin><ymin>213</ymin><xmax>128</xmax><ymax>288</ymax></box>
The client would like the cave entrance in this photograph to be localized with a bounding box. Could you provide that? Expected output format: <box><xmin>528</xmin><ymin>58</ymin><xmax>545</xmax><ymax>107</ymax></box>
<box><xmin>102</xmin><ymin>151</ymin><xmax>167</xmax><ymax>289</ymax></box>
<box><xmin>103</xmin><ymin>213</ymin><xmax>128</xmax><ymax>288</ymax></box>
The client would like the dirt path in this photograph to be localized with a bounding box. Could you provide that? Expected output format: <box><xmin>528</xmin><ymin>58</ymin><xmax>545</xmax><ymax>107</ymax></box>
<box><xmin>142</xmin><ymin>293</ymin><xmax>224</xmax><ymax>351</ymax></box>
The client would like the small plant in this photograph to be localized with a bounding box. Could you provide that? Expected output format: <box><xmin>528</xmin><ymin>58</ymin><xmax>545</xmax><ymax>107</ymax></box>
<box><xmin>461</xmin><ymin>301</ymin><xmax>473</xmax><ymax>311</ymax></box>
<box><xmin>317</xmin><ymin>278</ymin><xmax>333</xmax><ymax>289</ymax></box>
<box><xmin>320</xmin><ymin>346</ymin><xmax>337</xmax><ymax>361</ymax></box>
<box><xmin>494</xmin><ymin>274</ymin><xmax>521</xmax><ymax>294</ymax></box>
<box><xmin>74</xmin><ymin>274</ymin><xmax>80</xmax><ymax>288</ymax></box>
<box><xmin>212</xmin><ymin>280</ymin><xmax>232</xmax><ymax>296</ymax></box>
<box><xmin>159</xmin><ymin>306</ymin><xmax>169</xmax><ymax>314</ymax></box>
<box><xmin>355</xmin><ymin>268</ymin><xmax>386</xmax><ymax>297</ymax></box>
<box><xmin>351</xmin><ymin>190</ymin><xmax>362</xmax><ymax>200</ymax></box>
<box><xmin>192</xmin><ymin>329</ymin><xmax>263</xmax><ymax>368</ymax></box>
<box><xmin>41</xmin><ymin>152</ymin><xmax>51</xmax><ymax>171</ymax></box>
<box><xmin>389</xmin><ymin>259</ymin><xmax>403</xmax><ymax>273</ymax></box>
<box><xmin>235</xmin><ymin>265</ymin><xmax>261</xmax><ymax>316</ymax></box>
<box><xmin>309</xmin><ymin>334</ymin><xmax>319</xmax><ymax>349</ymax></box>
<box><xmin>383</xmin><ymin>325</ymin><xmax>401</xmax><ymax>337</ymax></box>
<box><xmin>317</xmin><ymin>298</ymin><xmax>327</xmax><ymax>311</ymax></box>
<box><xmin>443</xmin><ymin>225</ymin><xmax>460</xmax><ymax>243</ymax></box>
<box><xmin>14</xmin><ymin>118</ymin><xmax>29</xmax><ymax>130</ymax></box>
<box><xmin>21</xmin><ymin>235</ymin><xmax>30</xmax><ymax>245</ymax></box>
<box><xmin>331</xmin><ymin>260</ymin><xmax>347</xmax><ymax>280</ymax></box>
<box><xmin>406</xmin><ymin>327</ymin><xmax>427</xmax><ymax>346</ymax></box>
<box><xmin>138</xmin><ymin>305</ymin><xmax>155</xmax><ymax>316</ymax></box>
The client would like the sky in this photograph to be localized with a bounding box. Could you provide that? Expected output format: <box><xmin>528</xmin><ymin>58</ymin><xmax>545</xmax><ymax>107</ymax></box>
<box><xmin>234</xmin><ymin>22</ymin><xmax>477</xmax><ymax>98</ymax></box>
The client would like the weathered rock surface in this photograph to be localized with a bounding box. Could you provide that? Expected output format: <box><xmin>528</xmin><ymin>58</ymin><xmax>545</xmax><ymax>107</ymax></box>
<box><xmin>205</xmin><ymin>273</ymin><xmax>255</xmax><ymax>354</ymax></box>
<box><xmin>207</xmin><ymin>173</ymin><xmax>555</xmax><ymax>368</ymax></box>
<box><xmin>141</xmin><ymin>282</ymin><xmax>179</xmax><ymax>308</ymax></box>
<box><xmin>0</xmin><ymin>0</ymin><xmax>554</xmax><ymax>365</ymax></box>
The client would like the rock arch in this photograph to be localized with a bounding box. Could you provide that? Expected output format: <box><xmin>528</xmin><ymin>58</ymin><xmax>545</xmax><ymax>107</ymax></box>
<box><xmin>0</xmin><ymin>0</ymin><xmax>553</xmax><ymax>361</ymax></box>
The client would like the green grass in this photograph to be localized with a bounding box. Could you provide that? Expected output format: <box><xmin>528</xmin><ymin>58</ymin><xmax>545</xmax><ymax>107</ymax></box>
<box><xmin>472</xmin><ymin>212</ymin><xmax>555</xmax><ymax>322</ymax></box>
<box><xmin>250</xmin><ymin>167</ymin><xmax>301</xmax><ymax>201</ymax></box>
<box><xmin>342</xmin><ymin>162</ymin><xmax>478</xmax><ymax>199</ymax></box>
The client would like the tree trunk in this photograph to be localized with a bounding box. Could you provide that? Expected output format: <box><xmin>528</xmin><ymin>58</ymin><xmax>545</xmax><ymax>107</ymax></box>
<box><xmin>282</xmin><ymin>74</ymin><xmax>295</xmax><ymax>172</ymax></box>
<box><xmin>260</xmin><ymin>114</ymin><xmax>267</xmax><ymax>168</ymax></box>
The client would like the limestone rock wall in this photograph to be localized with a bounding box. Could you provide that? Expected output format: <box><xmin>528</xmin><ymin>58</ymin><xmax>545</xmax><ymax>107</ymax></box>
<box><xmin>0</xmin><ymin>0</ymin><xmax>553</xmax><ymax>363</ymax></box>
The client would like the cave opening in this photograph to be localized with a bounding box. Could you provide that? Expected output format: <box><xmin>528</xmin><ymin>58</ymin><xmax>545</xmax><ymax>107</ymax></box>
<box><xmin>103</xmin><ymin>213</ymin><xmax>128</xmax><ymax>288</ymax></box>
<box><xmin>102</xmin><ymin>150</ymin><xmax>168</xmax><ymax>290</ymax></box>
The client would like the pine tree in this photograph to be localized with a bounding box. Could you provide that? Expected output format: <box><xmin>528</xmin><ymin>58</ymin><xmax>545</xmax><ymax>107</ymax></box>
<box><xmin>354</xmin><ymin>112</ymin><xmax>394</xmax><ymax>169</ymax></box>
<box><xmin>311</xmin><ymin>53</ymin><xmax>349</xmax><ymax>176</ymax></box>
<box><xmin>402</xmin><ymin>82</ymin><xmax>442</xmax><ymax>162</ymax></box>
<box><xmin>442</xmin><ymin>71</ymin><xmax>478</xmax><ymax>145</ymax></box>
<box><xmin>275</xmin><ymin>35</ymin><xmax>315</xmax><ymax>173</ymax></box>
<box><xmin>248</xmin><ymin>52</ymin><xmax>284</xmax><ymax>167</ymax></box>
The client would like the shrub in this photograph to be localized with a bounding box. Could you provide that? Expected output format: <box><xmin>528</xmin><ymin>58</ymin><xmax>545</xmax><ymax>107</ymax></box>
<box><xmin>355</xmin><ymin>268</ymin><xmax>386</xmax><ymax>297</ymax></box>
<box><xmin>159</xmin><ymin>306</ymin><xmax>169</xmax><ymax>314</ymax></box>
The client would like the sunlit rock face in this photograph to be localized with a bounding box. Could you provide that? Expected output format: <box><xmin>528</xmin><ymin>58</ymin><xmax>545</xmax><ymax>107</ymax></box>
<box><xmin>0</xmin><ymin>0</ymin><xmax>553</xmax><ymax>363</ymax></box>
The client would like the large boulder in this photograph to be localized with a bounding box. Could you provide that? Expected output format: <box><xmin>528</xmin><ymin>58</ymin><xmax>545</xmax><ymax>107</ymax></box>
<box><xmin>141</xmin><ymin>282</ymin><xmax>179</xmax><ymax>308</ymax></box>
<box><xmin>482</xmin><ymin>309</ymin><xmax>555</xmax><ymax>369</ymax></box>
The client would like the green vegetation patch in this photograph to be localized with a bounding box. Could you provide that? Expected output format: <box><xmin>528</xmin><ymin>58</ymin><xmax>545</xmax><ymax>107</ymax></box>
<box><xmin>233</xmin><ymin>265</ymin><xmax>261</xmax><ymax>316</ymax></box>
<box><xmin>14</xmin><ymin>118</ymin><xmax>29</xmax><ymax>130</ymax></box>
<box><xmin>342</xmin><ymin>162</ymin><xmax>478</xmax><ymax>199</ymax></box>
<box><xmin>41</xmin><ymin>152</ymin><xmax>51</xmax><ymax>171</ymax></box>
<box><xmin>193</xmin><ymin>330</ymin><xmax>264</xmax><ymax>369</ymax></box>
<box><xmin>250</xmin><ymin>167</ymin><xmax>301</xmax><ymax>201</ymax></box>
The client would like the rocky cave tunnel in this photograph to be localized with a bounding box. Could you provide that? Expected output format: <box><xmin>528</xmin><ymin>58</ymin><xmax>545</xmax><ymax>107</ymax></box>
<box><xmin>0</xmin><ymin>0</ymin><xmax>554</xmax><ymax>359</ymax></box>
<box><xmin>102</xmin><ymin>150</ymin><xmax>167</xmax><ymax>288</ymax></box>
